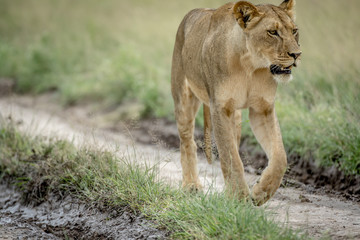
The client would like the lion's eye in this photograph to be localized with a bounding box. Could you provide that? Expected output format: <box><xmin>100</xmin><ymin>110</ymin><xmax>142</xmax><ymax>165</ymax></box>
<box><xmin>268</xmin><ymin>30</ymin><xmax>278</xmax><ymax>36</ymax></box>
<box><xmin>293</xmin><ymin>29</ymin><xmax>298</xmax><ymax>35</ymax></box>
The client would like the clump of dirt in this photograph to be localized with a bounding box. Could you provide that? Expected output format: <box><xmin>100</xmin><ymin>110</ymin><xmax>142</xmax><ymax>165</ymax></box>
<box><xmin>287</xmin><ymin>154</ymin><xmax>360</xmax><ymax>201</ymax></box>
<box><xmin>0</xmin><ymin>184</ymin><xmax>168</xmax><ymax>240</ymax></box>
<box><xmin>120</xmin><ymin>118</ymin><xmax>189</xmax><ymax>149</ymax></box>
<box><xmin>0</xmin><ymin>77</ymin><xmax>15</xmax><ymax>96</ymax></box>
<box><xmin>129</xmin><ymin>118</ymin><xmax>360</xmax><ymax>202</ymax></box>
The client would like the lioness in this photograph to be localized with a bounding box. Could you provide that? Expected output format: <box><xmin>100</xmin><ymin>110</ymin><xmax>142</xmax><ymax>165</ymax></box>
<box><xmin>171</xmin><ymin>0</ymin><xmax>301</xmax><ymax>205</ymax></box>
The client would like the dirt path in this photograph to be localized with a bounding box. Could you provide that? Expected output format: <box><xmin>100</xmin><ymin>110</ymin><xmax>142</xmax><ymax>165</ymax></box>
<box><xmin>0</xmin><ymin>184</ymin><xmax>166</xmax><ymax>240</ymax></box>
<box><xmin>0</xmin><ymin>95</ymin><xmax>359</xmax><ymax>239</ymax></box>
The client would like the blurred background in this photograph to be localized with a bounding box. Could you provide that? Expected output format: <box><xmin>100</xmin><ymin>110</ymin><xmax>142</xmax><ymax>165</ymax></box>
<box><xmin>0</xmin><ymin>0</ymin><xmax>359</xmax><ymax>176</ymax></box>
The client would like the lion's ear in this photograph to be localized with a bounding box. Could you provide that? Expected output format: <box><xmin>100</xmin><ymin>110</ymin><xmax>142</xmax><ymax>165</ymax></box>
<box><xmin>233</xmin><ymin>1</ymin><xmax>262</xmax><ymax>29</ymax></box>
<box><xmin>279</xmin><ymin>0</ymin><xmax>296</xmax><ymax>20</ymax></box>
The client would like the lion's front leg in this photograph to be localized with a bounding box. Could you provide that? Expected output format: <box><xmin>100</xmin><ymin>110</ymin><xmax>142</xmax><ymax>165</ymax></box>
<box><xmin>249</xmin><ymin>107</ymin><xmax>287</xmax><ymax>206</ymax></box>
<box><xmin>211</xmin><ymin>103</ymin><xmax>250</xmax><ymax>199</ymax></box>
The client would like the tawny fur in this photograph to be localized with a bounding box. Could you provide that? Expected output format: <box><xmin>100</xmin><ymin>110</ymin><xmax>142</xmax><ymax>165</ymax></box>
<box><xmin>171</xmin><ymin>0</ymin><xmax>301</xmax><ymax>205</ymax></box>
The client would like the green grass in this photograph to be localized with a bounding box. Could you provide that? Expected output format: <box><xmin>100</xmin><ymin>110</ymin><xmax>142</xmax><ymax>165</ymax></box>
<box><xmin>0</xmin><ymin>122</ymin><xmax>308</xmax><ymax>239</ymax></box>
<box><xmin>0</xmin><ymin>0</ymin><xmax>359</xmax><ymax>175</ymax></box>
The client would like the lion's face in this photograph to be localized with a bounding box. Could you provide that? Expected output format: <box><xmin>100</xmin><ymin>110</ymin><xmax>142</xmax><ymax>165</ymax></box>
<box><xmin>234</xmin><ymin>0</ymin><xmax>301</xmax><ymax>83</ymax></box>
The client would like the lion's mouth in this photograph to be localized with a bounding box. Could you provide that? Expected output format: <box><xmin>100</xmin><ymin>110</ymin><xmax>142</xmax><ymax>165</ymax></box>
<box><xmin>270</xmin><ymin>64</ymin><xmax>295</xmax><ymax>75</ymax></box>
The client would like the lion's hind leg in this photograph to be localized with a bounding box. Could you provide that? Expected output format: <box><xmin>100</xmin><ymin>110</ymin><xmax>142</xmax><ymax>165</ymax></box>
<box><xmin>172</xmin><ymin>79</ymin><xmax>202</xmax><ymax>191</ymax></box>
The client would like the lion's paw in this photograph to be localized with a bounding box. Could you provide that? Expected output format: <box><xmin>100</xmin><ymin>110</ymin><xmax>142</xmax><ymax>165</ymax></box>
<box><xmin>225</xmin><ymin>182</ymin><xmax>251</xmax><ymax>202</ymax></box>
<box><xmin>182</xmin><ymin>181</ymin><xmax>203</xmax><ymax>193</ymax></box>
<box><xmin>251</xmin><ymin>183</ymin><xmax>272</xmax><ymax>206</ymax></box>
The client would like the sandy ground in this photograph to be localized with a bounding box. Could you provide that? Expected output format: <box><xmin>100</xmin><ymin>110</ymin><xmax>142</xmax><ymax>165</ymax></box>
<box><xmin>0</xmin><ymin>95</ymin><xmax>359</xmax><ymax>239</ymax></box>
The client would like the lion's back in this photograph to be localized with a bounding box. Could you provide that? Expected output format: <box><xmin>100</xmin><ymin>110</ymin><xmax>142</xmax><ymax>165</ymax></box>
<box><xmin>174</xmin><ymin>8</ymin><xmax>214</xmax><ymax>49</ymax></box>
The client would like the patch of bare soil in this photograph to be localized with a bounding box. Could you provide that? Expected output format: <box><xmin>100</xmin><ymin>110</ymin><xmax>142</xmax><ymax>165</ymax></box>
<box><xmin>0</xmin><ymin>78</ymin><xmax>15</xmax><ymax>97</ymax></box>
<box><xmin>1</xmin><ymin>94</ymin><xmax>360</xmax><ymax>239</ymax></box>
<box><xmin>0</xmin><ymin>185</ymin><xmax>167</xmax><ymax>240</ymax></box>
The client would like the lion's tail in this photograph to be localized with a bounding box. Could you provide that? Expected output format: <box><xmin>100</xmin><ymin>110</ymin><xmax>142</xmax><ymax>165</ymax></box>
<box><xmin>203</xmin><ymin>104</ymin><xmax>213</xmax><ymax>164</ymax></box>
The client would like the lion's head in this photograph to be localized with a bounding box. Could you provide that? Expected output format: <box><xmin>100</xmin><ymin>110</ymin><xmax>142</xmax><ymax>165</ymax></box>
<box><xmin>233</xmin><ymin>0</ymin><xmax>301</xmax><ymax>83</ymax></box>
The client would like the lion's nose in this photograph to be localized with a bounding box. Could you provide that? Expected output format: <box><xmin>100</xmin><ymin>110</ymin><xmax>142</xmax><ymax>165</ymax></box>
<box><xmin>288</xmin><ymin>51</ymin><xmax>302</xmax><ymax>60</ymax></box>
